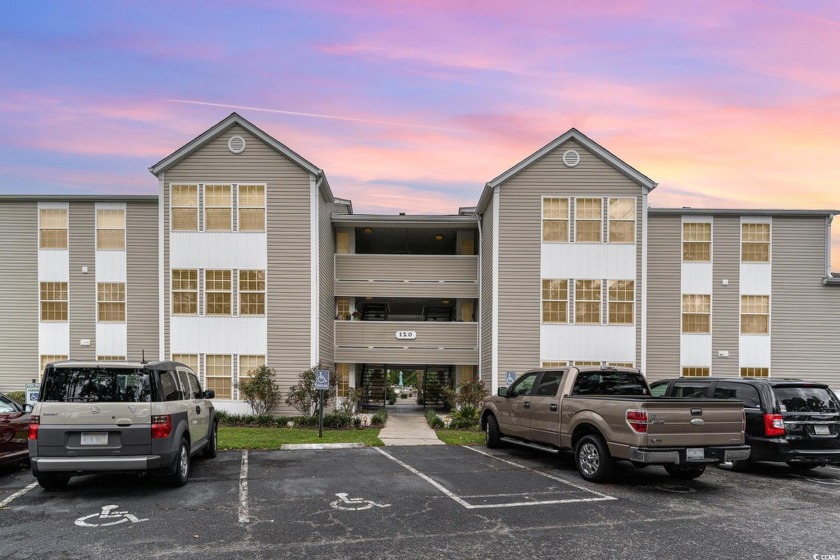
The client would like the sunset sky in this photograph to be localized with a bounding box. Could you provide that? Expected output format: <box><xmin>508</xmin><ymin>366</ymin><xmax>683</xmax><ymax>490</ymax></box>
<box><xmin>2</xmin><ymin>1</ymin><xmax>839</xmax><ymax>268</ymax></box>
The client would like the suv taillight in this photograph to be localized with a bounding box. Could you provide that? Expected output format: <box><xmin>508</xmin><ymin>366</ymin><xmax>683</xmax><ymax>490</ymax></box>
<box><xmin>626</xmin><ymin>409</ymin><xmax>648</xmax><ymax>433</ymax></box>
<box><xmin>28</xmin><ymin>415</ymin><xmax>40</xmax><ymax>440</ymax></box>
<box><xmin>764</xmin><ymin>413</ymin><xmax>785</xmax><ymax>437</ymax></box>
<box><xmin>151</xmin><ymin>415</ymin><xmax>172</xmax><ymax>439</ymax></box>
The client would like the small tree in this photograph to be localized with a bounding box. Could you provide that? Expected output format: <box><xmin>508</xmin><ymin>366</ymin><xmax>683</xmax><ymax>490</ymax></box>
<box><xmin>285</xmin><ymin>365</ymin><xmax>336</xmax><ymax>417</ymax></box>
<box><xmin>236</xmin><ymin>365</ymin><xmax>283</xmax><ymax>415</ymax></box>
<box><xmin>443</xmin><ymin>378</ymin><xmax>490</xmax><ymax>428</ymax></box>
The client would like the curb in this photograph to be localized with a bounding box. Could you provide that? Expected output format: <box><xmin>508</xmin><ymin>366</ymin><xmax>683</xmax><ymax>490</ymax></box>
<box><xmin>280</xmin><ymin>443</ymin><xmax>367</xmax><ymax>450</ymax></box>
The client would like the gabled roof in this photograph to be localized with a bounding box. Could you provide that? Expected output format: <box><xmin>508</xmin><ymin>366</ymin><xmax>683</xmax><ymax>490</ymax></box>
<box><xmin>477</xmin><ymin>128</ymin><xmax>657</xmax><ymax>212</ymax></box>
<box><xmin>148</xmin><ymin>112</ymin><xmax>321</xmax><ymax>177</ymax></box>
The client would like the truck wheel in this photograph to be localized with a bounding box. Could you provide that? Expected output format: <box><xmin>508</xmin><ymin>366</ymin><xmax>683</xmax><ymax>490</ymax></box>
<box><xmin>575</xmin><ymin>434</ymin><xmax>615</xmax><ymax>483</ymax></box>
<box><xmin>36</xmin><ymin>473</ymin><xmax>70</xmax><ymax>491</ymax></box>
<box><xmin>168</xmin><ymin>437</ymin><xmax>191</xmax><ymax>487</ymax></box>
<box><xmin>664</xmin><ymin>464</ymin><xmax>706</xmax><ymax>480</ymax></box>
<box><xmin>485</xmin><ymin>415</ymin><xmax>501</xmax><ymax>449</ymax></box>
<box><xmin>203</xmin><ymin>421</ymin><xmax>218</xmax><ymax>458</ymax></box>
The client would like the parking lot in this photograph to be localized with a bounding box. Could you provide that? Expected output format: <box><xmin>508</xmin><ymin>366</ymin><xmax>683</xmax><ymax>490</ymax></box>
<box><xmin>2</xmin><ymin>445</ymin><xmax>840</xmax><ymax>559</ymax></box>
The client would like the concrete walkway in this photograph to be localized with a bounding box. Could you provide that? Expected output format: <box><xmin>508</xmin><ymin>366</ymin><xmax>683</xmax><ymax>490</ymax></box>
<box><xmin>377</xmin><ymin>403</ymin><xmax>445</xmax><ymax>446</ymax></box>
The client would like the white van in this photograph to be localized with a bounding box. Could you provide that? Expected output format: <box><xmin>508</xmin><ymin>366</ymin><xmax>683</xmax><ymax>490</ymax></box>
<box><xmin>28</xmin><ymin>360</ymin><xmax>217</xmax><ymax>490</ymax></box>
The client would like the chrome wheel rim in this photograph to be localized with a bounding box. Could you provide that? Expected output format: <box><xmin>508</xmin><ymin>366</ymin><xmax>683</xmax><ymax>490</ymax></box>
<box><xmin>179</xmin><ymin>445</ymin><xmax>189</xmax><ymax>477</ymax></box>
<box><xmin>579</xmin><ymin>442</ymin><xmax>600</xmax><ymax>477</ymax></box>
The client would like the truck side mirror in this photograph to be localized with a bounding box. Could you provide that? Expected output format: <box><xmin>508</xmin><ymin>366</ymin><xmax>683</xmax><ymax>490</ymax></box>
<box><xmin>203</xmin><ymin>390</ymin><xmax>215</xmax><ymax>399</ymax></box>
<box><xmin>497</xmin><ymin>387</ymin><xmax>508</xmax><ymax>397</ymax></box>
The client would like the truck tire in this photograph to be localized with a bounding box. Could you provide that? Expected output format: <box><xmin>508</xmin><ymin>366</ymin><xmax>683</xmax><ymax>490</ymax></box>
<box><xmin>664</xmin><ymin>464</ymin><xmax>706</xmax><ymax>480</ymax></box>
<box><xmin>575</xmin><ymin>434</ymin><xmax>615</xmax><ymax>483</ymax></box>
<box><xmin>167</xmin><ymin>437</ymin><xmax>191</xmax><ymax>487</ymax></box>
<box><xmin>36</xmin><ymin>473</ymin><xmax>70</xmax><ymax>491</ymax></box>
<box><xmin>203</xmin><ymin>421</ymin><xmax>218</xmax><ymax>458</ymax></box>
<box><xmin>485</xmin><ymin>415</ymin><xmax>501</xmax><ymax>449</ymax></box>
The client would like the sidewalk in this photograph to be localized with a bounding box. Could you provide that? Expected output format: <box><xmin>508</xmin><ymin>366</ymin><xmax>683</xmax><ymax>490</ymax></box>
<box><xmin>377</xmin><ymin>403</ymin><xmax>445</xmax><ymax>446</ymax></box>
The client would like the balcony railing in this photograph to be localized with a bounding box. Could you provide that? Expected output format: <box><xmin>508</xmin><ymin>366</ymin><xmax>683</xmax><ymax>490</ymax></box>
<box><xmin>334</xmin><ymin>320</ymin><xmax>478</xmax><ymax>364</ymax></box>
<box><xmin>334</xmin><ymin>254</ymin><xmax>478</xmax><ymax>298</ymax></box>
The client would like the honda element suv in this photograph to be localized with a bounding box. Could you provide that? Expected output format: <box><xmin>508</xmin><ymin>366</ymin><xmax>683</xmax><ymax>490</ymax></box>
<box><xmin>29</xmin><ymin>360</ymin><xmax>217</xmax><ymax>490</ymax></box>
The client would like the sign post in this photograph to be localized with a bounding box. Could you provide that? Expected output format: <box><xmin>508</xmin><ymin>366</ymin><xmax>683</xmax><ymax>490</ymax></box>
<box><xmin>315</xmin><ymin>369</ymin><xmax>330</xmax><ymax>438</ymax></box>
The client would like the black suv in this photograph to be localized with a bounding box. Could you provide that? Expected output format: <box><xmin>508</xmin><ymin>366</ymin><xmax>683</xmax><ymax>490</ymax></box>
<box><xmin>650</xmin><ymin>377</ymin><xmax>840</xmax><ymax>471</ymax></box>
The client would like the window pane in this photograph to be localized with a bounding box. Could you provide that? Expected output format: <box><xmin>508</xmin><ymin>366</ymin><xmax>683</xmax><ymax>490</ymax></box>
<box><xmin>205</xmin><ymin>208</ymin><xmax>231</xmax><ymax>231</ymax></box>
<box><xmin>171</xmin><ymin>185</ymin><xmax>198</xmax><ymax>206</ymax></box>
<box><xmin>609</xmin><ymin>221</ymin><xmax>634</xmax><ymax>243</ymax></box>
<box><xmin>543</xmin><ymin>198</ymin><xmax>569</xmax><ymax>219</ymax></box>
<box><xmin>172</xmin><ymin>208</ymin><xmax>198</xmax><ymax>231</ymax></box>
<box><xmin>609</xmin><ymin>198</ymin><xmax>635</xmax><ymax>220</ymax></box>
<box><xmin>205</xmin><ymin>185</ymin><xmax>231</xmax><ymax>207</ymax></box>
<box><xmin>39</xmin><ymin>209</ymin><xmax>68</xmax><ymax>249</ymax></box>
<box><xmin>97</xmin><ymin>209</ymin><xmax>125</xmax><ymax>229</ymax></box>
<box><xmin>205</xmin><ymin>355</ymin><xmax>232</xmax><ymax>399</ymax></box>
<box><xmin>543</xmin><ymin>220</ymin><xmax>569</xmax><ymax>242</ymax></box>
<box><xmin>576</xmin><ymin>221</ymin><xmax>602</xmax><ymax>242</ymax></box>
<box><xmin>239</xmin><ymin>185</ymin><xmax>265</xmax><ymax>207</ymax></box>
<box><xmin>239</xmin><ymin>208</ymin><xmax>265</xmax><ymax>232</ymax></box>
<box><xmin>576</xmin><ymin>198</ymin><xmax>602</xmax><ymax>219</ymax></box>
<box><xmin>97</xmin><ymin>229</ymin><xmax>125</xmax><ymax>250</ymax></box>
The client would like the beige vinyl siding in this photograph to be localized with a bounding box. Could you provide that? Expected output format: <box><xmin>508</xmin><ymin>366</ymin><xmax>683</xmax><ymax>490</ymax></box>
<box><xmin>162</xmin><ymin>124</ymin><xmax>314</xmax><ymax>413</ymax></box>
<box><xmin>334</xmin><ymin>254</ymin><xmax>478</xmax><ymax>298</ymax></box>
<box><xmin>711</xmin><ymin>218</ymin><xmax>740</xmax><ymax>376</ymax></box>
<box><xmin>496</xmin><ymin>139</ymin><xmax>646</xmax><ymax>381</ymax></box>
<box><xmin>69</xmin><ymin>203</ymin><xmax>96</xmax><ymax>360</ymax></box>
<box><xmin>771</xmin><ymin>217</ymin><xmax>840</xmax><ymax>384</ymax></box>
<box><xmin>0</xmin><ymin>202</ymin><xmax>39</xmax><ymax>389</ymax></box>
<box><xmin>480</xmin><ymin>199</ymin><xmax>494</xmax><ymax>380</ymax></box>
<box><xmin>319</xmin><ymin>196</ymin><xmax>337</xmax><ymax>373</ymax></box>
<box><xmin>335</xmin><ymin>321</ymin><xmax>477</xmax><ymax>364</ymax></box>
<box><xmin>126</xmin><ymin>201</ymin><xmax>159</xmax><ymax>361</ymax></box>
<box><xmin>642</xmin><ymin>216</ymin><xmax>682</xmax><ymax>380</ymax></box>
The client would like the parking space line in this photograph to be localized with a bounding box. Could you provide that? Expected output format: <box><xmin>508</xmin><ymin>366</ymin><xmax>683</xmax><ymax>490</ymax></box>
<box><xmin>375</xmin><ymin>447</ymin><xmax>616</xmax><ymax>509</ymax></box>
<box><xmin>463</xmin><ymin>446</ymin><xmax>615</xmax><ymax>501</ymax></box>
<box><xmin>239</xmin><ymin>450</ymin><xmax>249</xmax><ymax>523</ymax></box>
<box><xmin>0</xmin><ymin>482</ymin><xmax>38</xmax><ymax>509</ymax></box>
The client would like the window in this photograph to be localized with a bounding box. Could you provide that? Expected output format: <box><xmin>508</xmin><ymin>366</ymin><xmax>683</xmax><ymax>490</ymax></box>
<box><xmin>608</xmin><ymin>198</ymin><xmax>635</xmax><ymax>243</ymax></box>
<box><xmin>336</xmin><ymin>297</ymin><xmax>350</xmax><ymax>320</ymax></box>
<box><xmin>509</xmin><ymin>372</ymin><xmax>539</xmax><ymax>397</ymax></box>
<box><xmin>40</xmin><ymin>282</ymin><xmax>68</xmax><ymax>321</ymax></box>
<box><xmin>97</xmin><ymin>282</ymin><xmax>126</xmax><ymax>322</ymax></box>
<box><xmin>336</xmin><ymin>363</ymin><xmax>350</xmax><ymax>398</ymax></box>
<box><xmin>682</xmin><ymin>367</ymin><xmax>710</xmax><ymax>377</ymax></box>
<box><xmin>159</xmin><ymin>370</ymin><xmax>183</xmax><ymax>401</ymax></box>
<box><xmin>40</xmin><ymin>355</ymin><xmax>68</xmax><ymax>379</ymax></box>
<box><xmin>541</xmin><ymin>279</ymin><xmax>568</xmax><ymax>323</ymax></box>
<box><xmin>740</xmin><ymin>367</ymin><xmax>769</xmax><ymax>378</ymax></box>
<box><xmin>205</xmin><ymin>270</ymin><xmax>232</xmax><ymax>315</ymax></box>
<box><xmin>535</xmin><ymin>370</ymin><xmax>564</xmax><ymax>397</ymax></box>
<box><xmin>608</xmin><ymin>362</ymin><xmax>635</xmax><ymax>368</ymax></box>
<box><xmin>172</xmin><ymin>354</ymin><xmax>199</xmax><ymax>376</ymax></box>
<box><xmin>239</xmin><ymin>355</ymin><xmax>265</xmax><ymax>379</ymax></box>
<box><xmin>682</xmin><ymin>294</ymin><xmax>711</xmax><ymax>333</ymax></box>
<box><xmin>742</xmin><ymin>223</ymin><xmax>770</xmax><ymax>262</ymax></box>
<box><xmin>205</xmin><ymin>184</ymin><xmax>232</xmax><ymax>231</ymax></box>
<box><xmin>171</xmin><ymin>185</ymin><xmax>198</xmax><ymax>231</ymax></box>
<box><xmin>683</xmin><ymin>222</ymin><xmax>711</xmax><ymax>261</ymax></box>
<box><xmin>608</xmin><ymin>280</ymin><xmax>634</xmax><ymax>324</ymax></box>
<box><xmin>172</xmin><ymin>270</ymin><xmax>198</xmax><ymax>315</ymax></box>
<box><xmin>672</xmin><ymin>380</ymin><xmax>709</xmax><ymax>398</ymax></box>
<box><xmin>574</xmin><ymin>361</ymin><xmax>601</xmax><ymax>367</ymax></box>
<box><xmin>575</xmin><ymin>280</ymin><xmax>601</xmax><ymax>324</ymax></box>
<box><xmin>96</xmin><ymin>355</ymin><xmax>125</xmax><ymax>361</ymax></box>
<box><xmin>238</xmin><ymin>185</ymin><xmax>265</xmax><ymax>232</ymax></box>
<box><xmin>239</xmin><ymin>270</ymin><xmax>265</xmax><ymax>315</ymax></box>
<box><xmin>542</xmin><ymin>361</ymin><xmax>568</xmax><ymax>367</ymax></box>
<box><xmin>741</xmin><ymin>295</ymin><xmax>769</xmax><ymax>334</ymax></box>
<box><xmin>39</xmin><ymin>208</ymin><xmax>68</xmax><ymax>249</ymax></box>
<box><xmin>713</xmin><ymin>382</ymin><xmax>761</xmax><ymax>408</ymax></box>
<box><xmin>336</xmin><ymin>231</ymin><xmax>351</xmax><ymax>254</ymax></box>
<box><xmin>542</xmin><ymin>197</ymin><xmax>569</xmax><ymax>242</ymax></box>
<box><xmin>575</xmin><ymin>198</ymin><xmax>602</xmax><ymax>242</ymax></box>
<box><xmin>206</xmin><ymin>355</ymin><xmax>232</xmax><ymax>399</ymax></box>
<box><xmin>96</xmin><ymin>209</ymin><xmax>125</xmax><ymax>250</ymax></box>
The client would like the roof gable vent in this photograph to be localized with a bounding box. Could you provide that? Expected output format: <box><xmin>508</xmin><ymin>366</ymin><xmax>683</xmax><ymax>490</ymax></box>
<box><xmin>562</xmin><ymin>149</ymin><xmax>580</xmax><ymax>168</ymax></box>
<box><xmin>228</xmin><ymin>135</ymin><xmax>246</xmax><ymax>154</ymax></box>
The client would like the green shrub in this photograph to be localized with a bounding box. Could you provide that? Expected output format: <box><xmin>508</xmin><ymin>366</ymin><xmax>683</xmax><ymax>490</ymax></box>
<box><xmin>235</xmin><ymin>365</ymin><xmax>283</xmax><ymax>415</ymax></box>
<box><xmin>285</xmin><ymin>365</ymin><xmax>336</xmax><ymax>417</ymax></box>
<box><xmin>370</xmin><ymin>408</ymin><xmax>388</xmax><ymax>428</ymax></box>
<box><xmin>5</xmin><ymin>391</ymin><xmax>26</xmax><ymax>405</ymax></box>
<box><xmin>442</xmin><ymin>378</ymin><xmax>489</xmax><ymax>411</ymax></box>
<box><xmin>322</xmin><ymin>412</ymin><xmax>354</xmax><ymax>429</ymax></box>
<box><xmin>425</xmin><ymin>408</ymin><xmax>444</xmax><ymax>429</ymax></box>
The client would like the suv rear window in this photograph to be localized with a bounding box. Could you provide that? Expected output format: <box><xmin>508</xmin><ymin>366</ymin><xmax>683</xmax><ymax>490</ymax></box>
<box><xmin>42</xmin><ymin>367</ymin><xmax>152</xmax><ymax>403</ymax></box>
<box><xmin>774</xmin><ymin>386</ymin><xmax>840</xmax><ymax>413</ymax></box>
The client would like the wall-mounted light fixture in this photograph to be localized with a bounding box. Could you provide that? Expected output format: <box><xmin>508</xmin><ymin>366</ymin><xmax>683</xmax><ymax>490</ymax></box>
<box><xmin>442</xmin><ymin>300</ymin><xmax>450</xmax><ymax>304</ymax></box>
<box><xmin>434</xmin><ymin>234</ymin><xmax>443</xmax><ymax>241</ymax></box>
<box><xmin>363</xmin><ymin>227</ymin><xmax>373</xmax><ymax>234</ymax></box>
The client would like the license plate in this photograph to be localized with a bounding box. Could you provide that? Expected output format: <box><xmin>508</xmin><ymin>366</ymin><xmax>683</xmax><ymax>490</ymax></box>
<box><xmin>814</xmin><ymin>425</ymin><xmax>830</xmax><ymax>435</ymax></box>
<box><xmin>81</xmin><ymin>432</ymin><xmax>108</xmax><ymax>446</ymax></box>
<box><xmin>686</xmin><ymin>448</ymin><xmax>705</xmax><ymax>461</ymax></box>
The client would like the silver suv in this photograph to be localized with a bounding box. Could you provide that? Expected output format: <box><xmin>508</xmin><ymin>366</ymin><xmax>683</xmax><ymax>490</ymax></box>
<box><xmin>28</xmin><ymin>360</ymin><xmax>217</xmax><ymax>490</ymax></box>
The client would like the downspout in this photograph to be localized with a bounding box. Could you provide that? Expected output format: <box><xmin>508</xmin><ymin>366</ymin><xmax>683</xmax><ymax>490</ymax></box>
<box><xmin>826</xmin><ymin>215</ymin><xmax>833</xmax><ymax>279</ymax></box>
<box><xmin>476</xmin><ymin>213</ymin><xmax>483</xmax><ymax>383</ymax></box>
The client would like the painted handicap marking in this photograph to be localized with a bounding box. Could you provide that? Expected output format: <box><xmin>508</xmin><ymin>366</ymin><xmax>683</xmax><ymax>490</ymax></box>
<box><xmin>330</xmin><ymin>493</ymin><xmax>391</xmax><ymax>511</ymax></box>
<box><xmin>75</xmin><ymin>504</ymin><xmax>149</xmax><ymax>527</ymax></box>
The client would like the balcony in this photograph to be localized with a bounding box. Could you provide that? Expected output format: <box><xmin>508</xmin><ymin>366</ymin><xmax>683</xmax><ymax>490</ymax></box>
<box><xmin>334</xmin><ymin>320</ymin><xmax>478</xmax><ymax>365</ymax></box>
<box><xmin>334</xmin><ymin>254</ymin><xmax>478</xmax><ymax>298</ymax></box>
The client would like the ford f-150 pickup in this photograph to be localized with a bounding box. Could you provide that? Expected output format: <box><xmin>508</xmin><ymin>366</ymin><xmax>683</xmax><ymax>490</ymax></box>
<box><xmin>480</xmin><ymin>367</ymin><xmax>751</xmax><ymax>482</ymax></box>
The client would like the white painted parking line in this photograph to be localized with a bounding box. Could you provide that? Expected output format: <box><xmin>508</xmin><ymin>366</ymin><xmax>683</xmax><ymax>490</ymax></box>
<box><xmin>238</xmin><ymin>450</ymin><xmax>249</xmax><ymax>523</ymax></box>
<box><xmin>0</xmin><ymin>481</ymin><xmax>38</xmax><ymax>509</ymax></box>
<box><xmin>375</xmin><ymin>447</ymin><xmax>615</xmax><ymax>509</ymax></box>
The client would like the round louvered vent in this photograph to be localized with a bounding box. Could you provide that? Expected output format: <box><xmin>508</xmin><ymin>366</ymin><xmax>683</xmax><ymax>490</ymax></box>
<box><xmin>562</xmin><ymin>149</ymin><xmax>580</xmax><ymax>167</ymax></box>
<box><xmin>228</xmin><ymin>135</ymin><xmax>246</xmax><ymax>154</ymax></box>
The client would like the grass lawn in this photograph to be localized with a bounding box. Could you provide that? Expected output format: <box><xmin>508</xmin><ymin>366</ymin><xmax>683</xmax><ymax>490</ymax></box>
<box><xmin>218</xmin><ymin>427</ymin><xmax>384</xmax><ymax>449</ymax></box>
<box><xmin>434</xmin><ymin>430</ymin><xmax>485</xmax><ymax>446</ymax></box>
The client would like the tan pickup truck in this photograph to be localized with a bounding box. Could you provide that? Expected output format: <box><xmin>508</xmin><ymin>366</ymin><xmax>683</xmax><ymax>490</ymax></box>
<box><xmin>480</xmin><ymin>366</ymin><xmax>750</xmax><ymax>482</ymax></box>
